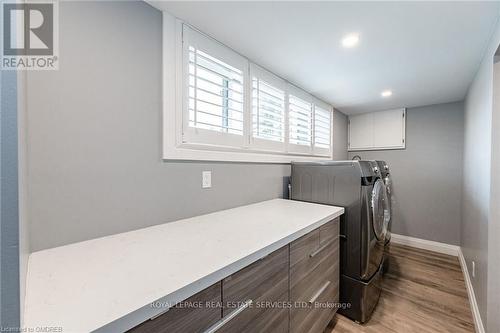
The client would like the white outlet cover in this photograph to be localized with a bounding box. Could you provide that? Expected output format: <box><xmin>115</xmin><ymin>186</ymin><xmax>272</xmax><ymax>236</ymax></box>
<box><xmin>472</xmin><ymin>261</ymin><xmax>476</xmax><ymax>278</ymax></box>
<box><xmin>202</xmin><ymin>171</ymin><xmax>212</xmax><ymax>188</ymax></box>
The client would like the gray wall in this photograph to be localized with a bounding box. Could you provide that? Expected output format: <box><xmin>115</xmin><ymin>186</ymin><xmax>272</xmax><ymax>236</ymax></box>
<box><xmin>462</xmin><ymin>16</ymin><xmax>500</xmax><ymax>331</ymax></box>
<box><xmin>489</xmin><ymin>59</ymin><xmax>500</xmax><ymax>333</ymax></box>
<box><xmin>1</xmin><ymin>61</ymin><xmax>21</xmax><ymax>327</ymax></box>
<box><xmin>25</xmin><ymin>1</ymin><xmax>347</xmax><ymax>251</ymax></box>
<box><xmin>348</xmin><ymin>102</ymin><xmax>464</xmax><ymax>245</ymax></box>
<box><xmin>17</xmin><ymin>70</ymin><xmax>28</xmax><ymax>327</ymax></box>
<box><xmin>332</xmin><ymin>109</ymin><xmax>348</xmax><ymax>160</ymax></box>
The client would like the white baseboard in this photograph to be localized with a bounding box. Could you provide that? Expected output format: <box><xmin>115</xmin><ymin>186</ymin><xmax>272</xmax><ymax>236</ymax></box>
<box><xmin>389</xmin><ymin>233</ymin><xmax>484</xmax><ymax>333</ymax></box>
<box><xmin>458</xmin><ymin>248</ymin><xmax>485</xmax><ymax>333</ymax></box>
<box><xmin>390</xmin><ymin>233</ymin><xmax>460</xmax><ymax>256</ymax></box>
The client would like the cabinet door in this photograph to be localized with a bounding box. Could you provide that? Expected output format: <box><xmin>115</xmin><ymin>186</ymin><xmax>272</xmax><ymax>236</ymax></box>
<box><xmin>215</xmin><ymin>246</ymin><xmax>289</xmax><ymax>333</ymax></box>
<box><xmin>290</xmin><ymin>218</ymin><xmax>340</xmax><ymax>333</ymax></box>
<box><xmin>127</xmin><ymin>283</ymin><xmax>221</xmax><ymax>333</ymax></box>
<box><xmin>372</xmin><ymin>109</ymin><xmax>405</xmax><ymax>148</ymax></box>
<box><xmin>349</xmin><ymin>108</ymin><xmax>406</xmax><ymax>151</ymax></box>
<box><xmin>348</xmin><ymin>113</ymin><xmax>373</xmax><ymax>150</ymax></box>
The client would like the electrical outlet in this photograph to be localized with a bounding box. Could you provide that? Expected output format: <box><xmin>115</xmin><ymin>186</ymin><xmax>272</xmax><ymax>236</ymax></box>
<box><xmin>472</xmin><ymin>261</ymin><xmax>476</xmax><ymax>278</ymax></box>
<box><xmin>202</xmin><ymin>171</ymin><xmax>211</xmax><ymax>188</ymax></box>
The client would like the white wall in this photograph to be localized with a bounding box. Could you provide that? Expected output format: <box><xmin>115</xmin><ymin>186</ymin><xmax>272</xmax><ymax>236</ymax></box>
<box><xmin>461</xmin><ymin>14</ymin><xmax>500</xmax><ymax>332</ymax></box>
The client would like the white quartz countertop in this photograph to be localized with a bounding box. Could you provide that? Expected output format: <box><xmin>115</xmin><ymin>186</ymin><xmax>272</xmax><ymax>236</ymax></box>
<box><xmin>24</xmin><ymin>199</ymin><xmax>344</xmax><ymax>333</ymax></box>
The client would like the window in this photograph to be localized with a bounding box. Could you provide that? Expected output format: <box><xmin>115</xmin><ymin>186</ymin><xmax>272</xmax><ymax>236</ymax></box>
<box><xmin>288</xmin><ymin>86</ymin><xmax>313</xmax><ymax>154</ymax></box>
<box><xmin>188</xmin><ymin>47</ymin><xmax>244</xmax><ymax>135</ymax></box>
<box><xmin>314</xmin><ymin>102</ymin><xmax>332</xmax><ymax>155</ymax></box>
<box><xmin>181</xmin><ymin>25</ymin><xmax>248</xmax><ymax>148</ymax></box>
<box><xmin>252</xmin><ymin>79</ymin><xmax>285</xmax><ymax>142</ymax></box>
<box><xmin>250</xmin><ymin>64</ymin><xmax>286</xmax><ymax>152</ymax></box>
<box><xmin>289</xmin><ymin>95</ymin><xmax>312</xmax><ymax>146</ymax></box>
<box><xmin>166</xmin><ymin>21</ymin><xmax>334</xmax><ymax>162</ymax></box>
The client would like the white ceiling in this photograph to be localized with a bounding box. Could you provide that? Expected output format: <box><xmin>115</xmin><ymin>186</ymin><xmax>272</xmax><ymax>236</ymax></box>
<box><xmin>149</xmin><ymin>1</ymin><xmax>500</xmax><ymax>114</ymax></box>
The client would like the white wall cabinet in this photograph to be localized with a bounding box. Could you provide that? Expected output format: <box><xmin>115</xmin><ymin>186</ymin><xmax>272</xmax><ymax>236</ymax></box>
<box><xmin>348</xmin><ymin>108</ymin><xmax>406</xmax><ymax>151</ymax></box>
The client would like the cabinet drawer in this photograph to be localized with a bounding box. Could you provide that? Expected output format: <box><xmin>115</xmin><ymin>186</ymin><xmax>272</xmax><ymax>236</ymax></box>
<box><xmin>309</xmin><ymin>262</ymin><xmax>339</xmax><ymax>333</ymax></box>
<box><xmin>291</xmin><ymin>237</ymin><xmax>338</xmax><ymax>301</ymax></box>
<box><xmin>254</xmin><ymin>308</ymin><xmax>288</xmax><ymax>333</ymax></box>
<box><xmin>291</xmin><ymin>230</ymin><xmax>339</xmax><ymax>333</ymax></box>
<box><xmin>250</xmin><ymin>299</ymin><xmax>289</xmax><ymax>333</ymax></box>
<box><xmin>290</xmin><ymin>228</ymin><xmax>320</xmax><ymax>267</ymax></box>
<box><xmin>218</xmin><ymin>246</ymin><xmax>289</xmax><ymax>332</ymax></box>
<box><xmin>128</xmin><ymin>282</ymin><xmax>221</xmax><ymax>333</ymax></box>
<box><xmin>214</xmin><ymin>291</ymin><xmax>289</xmax><ymax>333</ymax></box>
<box><xmin>293</xmin><ymin>277</ymin><xmax>339</xmax><ymax>333</ymax></box>
<box><xmin>319</xmin><ymin>218</ymin><xmax>339</xmax><ymax>245</ymax></box>
<box><xmin>290</xmin><ymin>221</ymin><xmax>338</xmax><ymax>290</ymax></box>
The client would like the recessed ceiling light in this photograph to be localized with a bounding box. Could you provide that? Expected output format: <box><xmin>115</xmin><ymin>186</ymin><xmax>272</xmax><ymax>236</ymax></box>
<box><xmin>381</xmin><ymin>90</ymin><xmax>393</xmax><ymax>97</ymax></box>
<box><xmin>342</xmin><ymin>33</ymin><xmax>360</xmax><ymax>48</ymax></box>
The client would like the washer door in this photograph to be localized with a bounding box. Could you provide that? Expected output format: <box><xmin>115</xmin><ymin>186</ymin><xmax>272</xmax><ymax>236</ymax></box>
<box><xmin>384</xmin><ymin>175</ymin><xmax>392</xmax><ymax>196</ymax></box>
<box><xmin>371</xmin><ymin>179</ymin><xmax>390</xmax><ymax>241</ymax></box>
<box><xmin>384</xmin><ymin>175</ymin><xmax>392</xmax><ymax>220</ymax></box>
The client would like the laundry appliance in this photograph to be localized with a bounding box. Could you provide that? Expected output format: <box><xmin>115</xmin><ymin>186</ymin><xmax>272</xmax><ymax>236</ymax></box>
<box><xmin>290</xmin><ymin>160</ymin><xmax>389</xmax><ymax>323</ymax></box>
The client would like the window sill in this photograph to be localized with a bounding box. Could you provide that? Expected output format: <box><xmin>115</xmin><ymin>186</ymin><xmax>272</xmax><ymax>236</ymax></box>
<box><xmin>163</xmin><ymin>144</ymin><xmax>332</xmax><ymax>164</ymax></box>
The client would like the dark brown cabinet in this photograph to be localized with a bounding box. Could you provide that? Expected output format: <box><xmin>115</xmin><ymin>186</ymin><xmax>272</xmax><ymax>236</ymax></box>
<box><xmin>217</xmin><ymin>245</ymin><xmax>289</xmax><ymax>333</ymax></box>
<box><xmin>128</xmin><ymin>283</ymin><xmax>222</xmax><ymax>333</ymax></box>
<box><xmin>290</xmin><ymin>218</ymin><xmax>340</xmax><ymax>333</ymax></box>
<box><xmin>129</xmin><ymin>217</ymin><xmax>339</xmax><ymax>333</ymax></box>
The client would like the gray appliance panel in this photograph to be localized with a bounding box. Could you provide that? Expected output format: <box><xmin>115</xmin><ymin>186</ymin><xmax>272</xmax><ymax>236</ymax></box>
<box><xmin>291</xmin><ymin>161</ymin><xmax>384</xmax><ymax>281</ymax></box>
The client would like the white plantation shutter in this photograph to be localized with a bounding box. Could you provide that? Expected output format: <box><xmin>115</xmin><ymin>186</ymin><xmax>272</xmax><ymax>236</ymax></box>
<box><xmin>188</xmin><ymin>48</ymin><xmax>244</xmax><ymax>135</ymax></box>
<box><xmin>252</xmin><ymin>79</ymin><xmax>285</xmax><ymax>141</ymax></box>
<box><xmin>314</xmin><ymin>105</ymin><xmax>332</xmax><ymax>153</ymax></box>
<box><xmin>182</xmin><ymin>25</ymin><xmax>248</xmax><ymax>147</ymax></box>
<box><xmin>288</xmin><ymin>87</ymin><xmax>313</xmax><ymax>154</ymax></box>
<box><xmin>289</xmin><ymin>96</ymin><xmax>312</xmax><ymax>146</ymax></box>
<box><xmin>176</xmin><ymin>23</ymin><xmax>334</xmax><ymax>160</ymax></box>
<box><xmin>250</xmin><ymin>64</ymin><xmax>286</xmax><ymax>151</ymax></box>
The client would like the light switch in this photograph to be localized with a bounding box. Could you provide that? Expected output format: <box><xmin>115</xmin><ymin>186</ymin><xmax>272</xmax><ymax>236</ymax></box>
<box><xmin>202</xmin><ymin>171</ymin><xmax>212</xmax><ymax>188</ymax></box>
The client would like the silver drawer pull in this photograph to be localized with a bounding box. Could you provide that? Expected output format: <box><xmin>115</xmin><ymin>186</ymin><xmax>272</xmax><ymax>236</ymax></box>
<box><xmin>149</xmin><ymin>308</ymin><xmax>170</xmax><ymax>321</ymax></box>
<box><xmin>203</xmin><ymin>299</ymin><xmax>253</xmax><ymax>333</ymax></box>
<box><xmin>309</xmin><ymin>239</ymin><xmax>334</xmax><ymax>258</ymax></box>
<box><xmin>308</xmin><ymin>281</ymin><xmax>331</xmax><ymax>304</ymax></box>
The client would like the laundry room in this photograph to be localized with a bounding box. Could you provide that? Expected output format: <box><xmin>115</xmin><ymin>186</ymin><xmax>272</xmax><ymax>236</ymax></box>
<box><xmin>1</xmin><ymin>1</ymin><xmax>500</xmax><ymax>333</ymax></box>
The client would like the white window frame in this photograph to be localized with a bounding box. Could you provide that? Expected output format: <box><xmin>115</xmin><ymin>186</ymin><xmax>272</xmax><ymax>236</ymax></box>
<box><xmin>163</xmin><ymin>14</ymin><xmax>334</xmax><ymax>163</ymax></box>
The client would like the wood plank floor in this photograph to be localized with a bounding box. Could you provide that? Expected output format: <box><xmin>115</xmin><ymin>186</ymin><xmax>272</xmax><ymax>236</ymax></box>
<box><xmin>326</xmin><ymin>243</ymin><xmax>475</xmax><ymax>333</ymax></box>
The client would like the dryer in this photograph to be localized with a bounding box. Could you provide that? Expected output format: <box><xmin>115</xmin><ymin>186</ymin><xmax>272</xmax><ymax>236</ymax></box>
<box><xmin>291</xmin><ymin>160</ymin><xmax>388</xmax><ymax>323</ymax></box>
